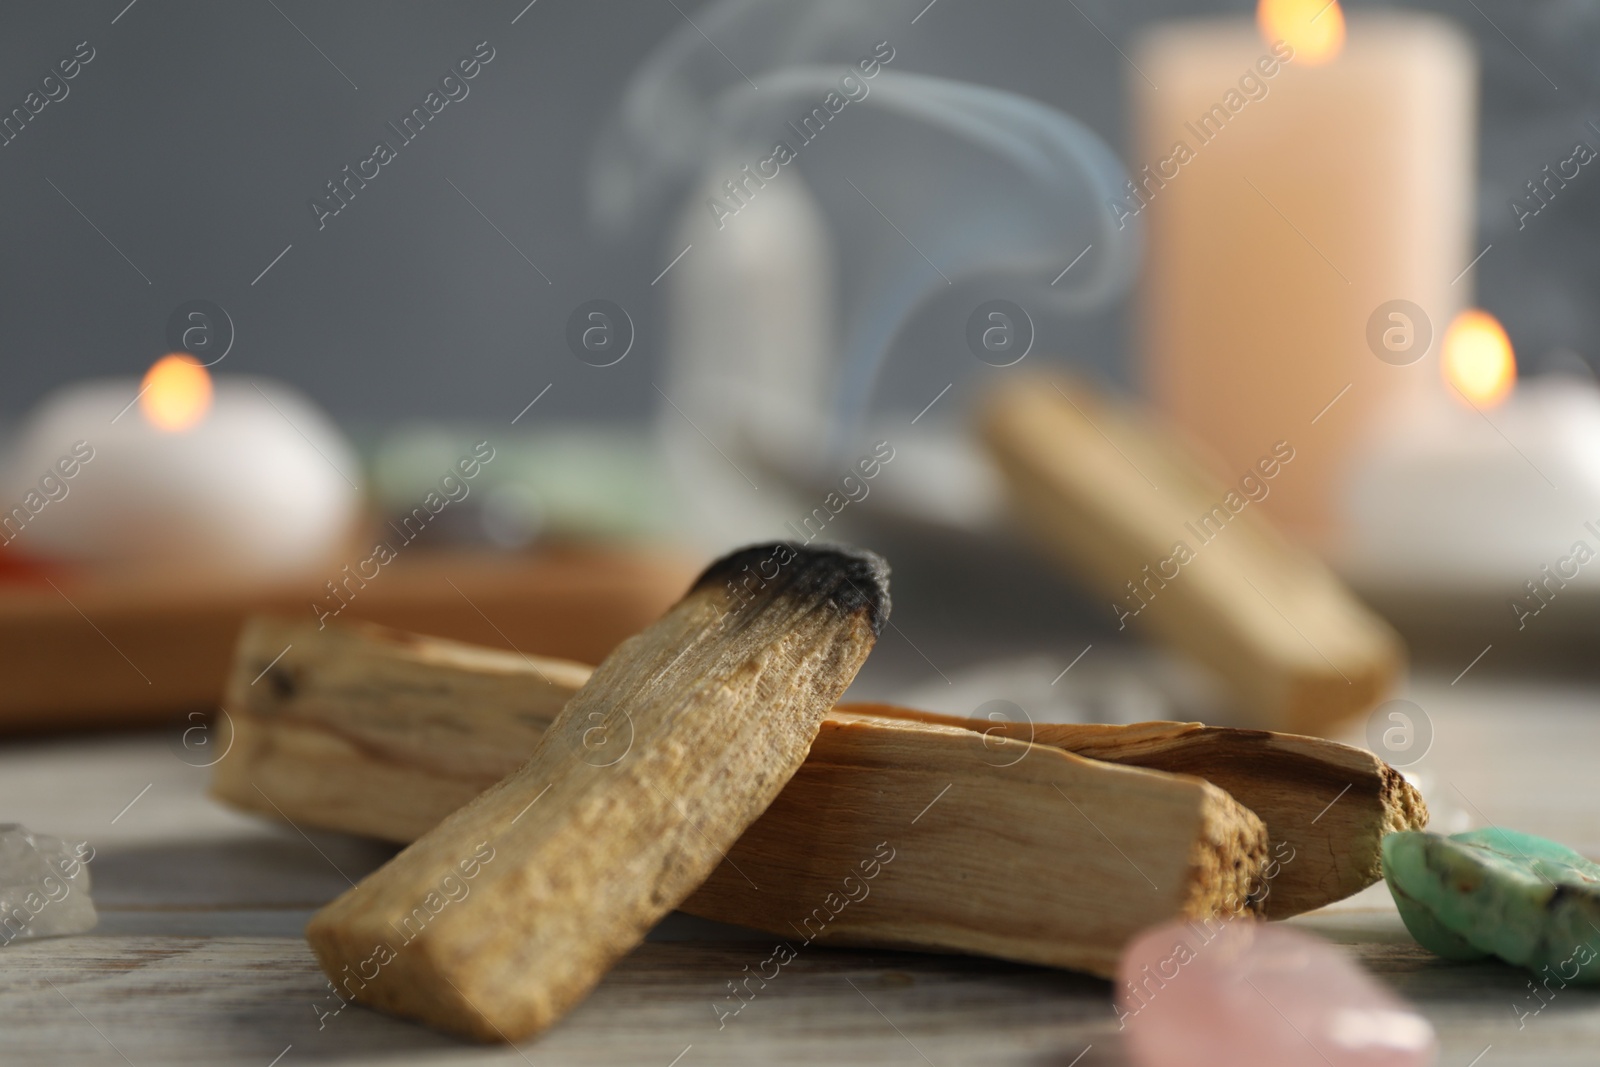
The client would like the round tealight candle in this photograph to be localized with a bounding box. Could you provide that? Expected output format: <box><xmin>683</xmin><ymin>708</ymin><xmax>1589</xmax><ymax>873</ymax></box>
<box><xmin>0</xmin><ymin>355</ymin><xmax>362</xmax><ymax>579</ymax></box>
<box><xmin>1340</xmin><ymin>310</ymin><xmax>1600</xmax><ymax>591</ymax></box>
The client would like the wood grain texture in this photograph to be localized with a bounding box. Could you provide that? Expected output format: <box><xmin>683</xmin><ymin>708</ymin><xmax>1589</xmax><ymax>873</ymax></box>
<box><xmin>688</xmin><ymin>709</ymin><xmax>1266</xmax><ymax>978</ymax></box>
<box><xmin>6</xmin><ymin>672</ymin><xmax>1600</xmax><ymax>1065</ymax></box>
<box><xmin>2</xmin><ymin>932</ymin><xmax>1127</xmax><ymax>1067</ymax></box>
<box><xmin>978</xmin><ymin>375</ymin><xmax>1404</xmax><ymax>735</ymax></box>
<box><xmin>9</xmin><ymin>925</ymin><xmax>1587</xmax><ymax>1067</ymax></box>
<box><xmin>212</xmin><ymin>616</ymin><xmax>594</xmax><ymax>840</ymax></box>
<box><xmin>217</xmin><ymin>618</ymin><xmax>1283</xmax><ymax>978</ymax></box>
<box><xmin>844</xmin><ymin>705</ymin><xmax>1430</xmax><ymax>919</ymax></box>
<box><xmin>304</xmin><ymin>543</ymin><xmax>887</xmax><ymax>1042</ymax></box>
<box><xmin>1027</xmin><ymin>720</ymin><xmax>1427</xmax><ymax>919</ymax></box>
<box><xmin>216</xmin><ymin>617</ymin><xmax>1409</xmax><ymax>928</ymax></box>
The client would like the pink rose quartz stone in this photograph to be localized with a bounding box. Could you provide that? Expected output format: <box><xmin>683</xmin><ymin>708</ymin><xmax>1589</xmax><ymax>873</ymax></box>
<box><xmin>1116</xmin><ymin>919</ymin><xmax>1436</xmax><ymax>1067</ymax></box>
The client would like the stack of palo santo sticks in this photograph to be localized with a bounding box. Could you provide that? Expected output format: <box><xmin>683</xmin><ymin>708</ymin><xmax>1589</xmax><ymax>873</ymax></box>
<box><xmin>209</xmin><ymin>377</ymin><xmax>1420</xmax><ymax>1043</ymax></box>
<box><xmin>213</xmin><ymin>562</ymin><xmax>1422</xmax><ymax>1042</ymax></box>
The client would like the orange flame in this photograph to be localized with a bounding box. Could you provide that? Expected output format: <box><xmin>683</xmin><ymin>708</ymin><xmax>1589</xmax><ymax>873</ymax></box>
<box><xmin>139</xmin><ymin>354</ymin><xmax>214</xmax><ymax>432</ymax></box>
<box><xmin>1442</xmin><ymin>309</ymin><xmax>1516</xmax><ymax>409</ymax></box>
<box><xmin>1258</xmin><ymin>0</ymin><xmax>1346</xmax><ymax>66</ymax></box>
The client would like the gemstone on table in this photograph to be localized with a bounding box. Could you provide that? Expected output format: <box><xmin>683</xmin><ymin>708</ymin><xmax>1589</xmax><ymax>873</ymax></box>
<box><xmin>1117</xmin><ymin>918</ymin><xmax>1436</xmax><ymax>1067</ymax></box>
<box><xmin>1383</xmin><ymin>827</ymin><xmax>1600</xmax><ymax>982</ymax></box>
<box><xmin>0</xmin><ymin>823</ymin><xmax>97</xmax><ymax>945</ymax></box>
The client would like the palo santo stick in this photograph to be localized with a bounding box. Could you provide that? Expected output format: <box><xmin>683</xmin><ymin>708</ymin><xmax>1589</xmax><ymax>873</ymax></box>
<box><xmin>1027</xmin><ymin>721</ymin><xmax>1425</xmax><ymax>920</ymax></box>
<box><xmin>978</xmin><ymin>375</ymin><xmax>1404</xmax><ymax>735</ymax></box>
<box><xmin>304</xmin><ymin>542</ymin><xmax>889</xmax><ymax>1042</ymax></box>
<box><xmin>216</xmin><ymin>614</ymin><xmax>1414</xmax><ymax>926</ymax></box>
<box><xmin>212</xmin><ymin>618</ymin><xmax>595</xmax><ymax>844</ymax></box>
<box><xmin>688</xmin><ymin>709</ymin><xmax>1267</xmax><ymax>977</ymax></box>
<box><xmin>222</xmin><ymin>618</ymin><xmax>1283</xmax><ymax>976</ymax></box>
<box><xmin>842</xmin><ymin>704</ymin><xmax>1428</xmax><ymax>920</ymax></box>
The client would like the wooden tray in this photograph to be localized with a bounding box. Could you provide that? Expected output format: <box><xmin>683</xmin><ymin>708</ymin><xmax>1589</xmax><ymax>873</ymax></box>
<box><xmin>0</xmin><ymin>545</ymin><xmax>698</xmax><ymax>733</ymax></box>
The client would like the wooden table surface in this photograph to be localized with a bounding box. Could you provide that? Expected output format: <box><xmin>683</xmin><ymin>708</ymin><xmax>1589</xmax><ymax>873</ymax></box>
<box><xmin>4</xmin><ymin>668</ymin><xmax>1597</xmax><ymax>1066</ymax></box>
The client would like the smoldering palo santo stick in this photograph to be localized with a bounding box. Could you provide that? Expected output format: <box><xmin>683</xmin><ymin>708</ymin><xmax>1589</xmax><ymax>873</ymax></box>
<box><xmin>221</xmin><ymin>618</ymin><xmax>1411</xmax><ymax>956</ymax></box>
<box><xmin>219</xmin><ymin>617</ymin><xmax>1420</xmax><ymax>927</ymax></box>
<box><xmin>224</xmin><ymin>618</ymin><xmax>1272</xmax><ymax>979</ymax></box>
<box><xmin>303</xmin><ymin>541</ymin><xmax>888</xmax><ymax>1043</ymax></box>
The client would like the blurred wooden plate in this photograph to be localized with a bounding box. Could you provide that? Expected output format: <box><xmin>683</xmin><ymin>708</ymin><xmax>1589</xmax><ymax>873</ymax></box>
<box><xmin>0</xmin><ymin>545</ymin><xmax>698</xmax><ymax>734</ymax></box>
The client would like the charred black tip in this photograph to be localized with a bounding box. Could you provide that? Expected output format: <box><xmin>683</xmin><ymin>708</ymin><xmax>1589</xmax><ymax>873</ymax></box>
<box><xmin>693</xmin><ymin>541</ymin><xmax>891</xmax><ymax>636</ymax></box>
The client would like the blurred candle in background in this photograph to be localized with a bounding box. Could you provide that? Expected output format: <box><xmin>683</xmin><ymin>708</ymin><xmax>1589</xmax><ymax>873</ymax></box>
<box><xmin>0</xmin><ymin>355</ymin><xmax>361</xmax><ymax>579</ymax></box>
<box><xmin>1131</xmin><ymin>0</ymin><xmax>1477</xmax><ymax>545</ymax></box>
<box><xmin>1342</xmin><ymin>308</ymin><xmax>1600</xmax><ymax>593</ymax></box>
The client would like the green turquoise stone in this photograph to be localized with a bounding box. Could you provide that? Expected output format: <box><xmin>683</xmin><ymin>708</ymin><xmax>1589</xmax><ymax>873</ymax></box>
<box><xmin>1382</xmin><ymin>828</ymin><xmax>1600</xmax><ymax>982</ymax></box>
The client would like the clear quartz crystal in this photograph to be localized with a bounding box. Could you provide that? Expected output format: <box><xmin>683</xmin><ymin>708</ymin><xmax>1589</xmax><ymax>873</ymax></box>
<box><xmin>0</xmin><ymin>824</ymin><xmax>97</xmax><ymax>946</ymax></box>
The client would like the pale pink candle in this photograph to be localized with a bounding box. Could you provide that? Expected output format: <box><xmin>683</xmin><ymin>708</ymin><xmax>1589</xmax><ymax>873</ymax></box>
<box><xmin>1132</xmin><ymin>2</ymin><xmax>1476</xmax><ymax>544</ymax></box>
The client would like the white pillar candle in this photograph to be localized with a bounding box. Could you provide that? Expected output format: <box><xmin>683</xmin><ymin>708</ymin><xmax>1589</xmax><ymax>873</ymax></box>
<box><xmin>1</xmin><ymin>356</ymin><xmax>361</xmax><ymax>579</ymax></box>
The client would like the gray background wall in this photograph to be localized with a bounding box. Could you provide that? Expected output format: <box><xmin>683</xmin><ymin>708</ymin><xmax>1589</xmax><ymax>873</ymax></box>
<box><xmin>2</xmin><ymin>0</ymin><xmax>1595</xmax><ymax>424</ymax></box>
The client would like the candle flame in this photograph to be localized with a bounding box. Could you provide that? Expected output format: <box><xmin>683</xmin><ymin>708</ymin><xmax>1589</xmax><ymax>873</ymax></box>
<box><xmin>139</xmin><ymin>353</ymin><xmax>214</xmax><ymax>432</ymax></box>
<box><xmin>1258</xmin><ymin>0</ymin><xmax>1345</xmax><ymax>66</ymax></box>
<box><xmin>1442</xmin><ymin>309</ymin><xmax>1516</xmax><ymax>409</ymax></box>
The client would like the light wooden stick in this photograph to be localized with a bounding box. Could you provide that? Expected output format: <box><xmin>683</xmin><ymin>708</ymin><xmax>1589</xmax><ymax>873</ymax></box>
<box><xmin>225</xmin><ymin>618</ymin><xmax>1266</xmax><ymax>984</ymax></box>
<box><xmin>844</xmin><ymin>704</ymin><xmax>1428</xmax><ymax>919</ymax></box>
<box><xmin>687</xmin><ymin>708</ymin><xmax>1266</xmax><ymax>978</ymax></box>
<box><xmin>216</xmin><ymin>615</ymin><xmax>1421</xmax><ymax>975</ymax></box>
<box><xmin>304</xmin><ymin>542</ymin><xmax>888</xmax><ymax>1042</ymax></box>
<box><xmin>1028</xmin><ymin>720</ymin><xmax>1424</xmax><ymax>919</ymax></box>
<box><xmin>214</xmin><ymin>618</ymin><xmax>594</xmax><ymax>840</ymax></box>
<box><xmin>978</xmin><ymin>375</ymin><xmax>1405</xmax><ymax>735</ymax></box>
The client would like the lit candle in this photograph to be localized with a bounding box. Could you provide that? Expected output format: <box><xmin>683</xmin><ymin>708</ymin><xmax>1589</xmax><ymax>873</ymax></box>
<box><xmin>1132</xmin><ymin>0</ymin><xmax>1477</xmax><ymax>545</ymax></box>
<box><xmin>0</xmin><ymin>355</ymin><xmax>362</xmax><ymax>578</ymax></box>
<box><xmin>1342</xmin><ymin>310</ymin><xmax>1600</xmax><ymax>592</ymax></box>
